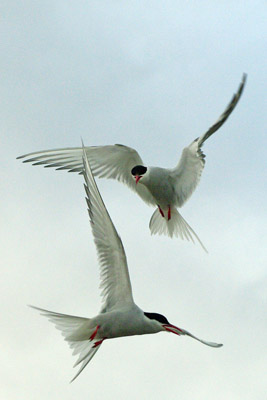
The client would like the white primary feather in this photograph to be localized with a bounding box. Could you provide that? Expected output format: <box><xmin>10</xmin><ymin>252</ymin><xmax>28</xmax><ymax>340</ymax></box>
<box><xmin>29</xmin><ymin>146</ymin><xmax>137</xmax><ymax>381</ymax></box>
<box><xmin>170</xmin><ymin>141</ymin><xmax>205</xmax><ymax>207</ymax></box>
<box><xmin>170</xmin><ymin>73</ymin><xmax>247</xmax><ymax>207</ymax></box>
<box><xmin>18</xmin><ymin>144</ymin><xmax>155</xmax><ymax>205</ymax></box>
<box><xmin>82</xmin><ymin>143</ymin><xmax>135</xmax><ymax>312</ymax></box>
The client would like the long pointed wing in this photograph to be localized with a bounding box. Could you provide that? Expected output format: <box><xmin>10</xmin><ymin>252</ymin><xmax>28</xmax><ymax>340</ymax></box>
<box><xmin>17</xmin><ymin>144</ymin><xmax>155</xmax><ymax>205</ymax></box>
<box><xmin>82</xmin><ymin>144</ymin><xmax>135</xmax><ymax>312</ymax></box>
<box><xmin>170</xmin><ymin>74</ymin><xmax>247</xmax><ymax>207</ymax></box>
<box><xmin>198</xmin><ymin>73</ymin><xmax>247</xmax><ymax>147</ymax></box>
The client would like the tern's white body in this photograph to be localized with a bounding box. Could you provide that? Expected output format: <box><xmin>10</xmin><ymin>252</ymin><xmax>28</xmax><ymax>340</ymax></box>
<box><xmin>91</xmin><ymin>306</ymin><xmax>163</xmax><ymax>339</ymax></box>
<box><xmin>140</xmin><ymin>167</ymin><xmax>175</xmax><ymax>207</ymax></box>
<box><xmin>30</xmin><ymin>146</ymin><xmax>222</xmax><ymax>382</ymax></box>
<box><xmin>18</xmin><ymin>75</ymin><xmax>246</xmax><ymax>249</ymax></box>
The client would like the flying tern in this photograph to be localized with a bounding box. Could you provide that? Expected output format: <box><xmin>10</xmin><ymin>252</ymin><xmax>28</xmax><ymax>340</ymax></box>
<box><xmin>18</xmin><ymin>74</ymin><xmax>247</xmax><ymax>249</ymax></box>
<box><xmin>30</xmin><ymin>146</ymin><xmax>222</xmax><ymax>382</ymax></box>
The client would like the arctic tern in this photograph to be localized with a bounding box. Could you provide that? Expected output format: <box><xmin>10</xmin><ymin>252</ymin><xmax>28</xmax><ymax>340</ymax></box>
<box><xmin>18</xmin><ymin>74</ymin><xmax>247</xmax><ymax>249</ymax></box>
<box><xmin>31</xmin><ymin>146</ymin><xmax>222</xmax><ymax>382</ymax></box>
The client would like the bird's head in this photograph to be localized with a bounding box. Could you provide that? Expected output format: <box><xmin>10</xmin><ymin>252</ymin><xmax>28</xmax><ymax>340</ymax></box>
<box><xmin>144</xmin><ymin>312</ymin><xmax>183</xmax><ymax>335</ymax></box>
<box><xmin>131</xmin><ymin>165</ymin><xmax>147</xmax><ymax>185</ymax></box>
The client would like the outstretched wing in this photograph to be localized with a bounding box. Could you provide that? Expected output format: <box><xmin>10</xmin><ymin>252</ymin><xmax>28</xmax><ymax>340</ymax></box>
<box><xmin>170</xmin><ymin>74</ymin><xmax>247</xmax><ymax>207</ymax></box>
<box><xmin>82</xmin><ymin>143</ymin><xmax>135</xmax><ymax>312</ymax></box>
<box><xmin>17</xmin><ymin>144</ymin><xmax>155</xmax><ymax>205</ymax></box>
<box><xmin>197</xmin><ymin>73</ymin><xmax>247</xmax><ymax>147</ymax></box>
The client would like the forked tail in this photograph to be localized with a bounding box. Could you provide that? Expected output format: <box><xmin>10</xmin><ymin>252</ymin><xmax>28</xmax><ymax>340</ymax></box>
<box><xmin>149</xmin><ymin>207</ymin><xmax>208</xmax><ymax>252</ymax></box>
<box><xmin>30</xmin><ymin>306</ymin><xmax>103</xmax><ymax>382</ymax></box>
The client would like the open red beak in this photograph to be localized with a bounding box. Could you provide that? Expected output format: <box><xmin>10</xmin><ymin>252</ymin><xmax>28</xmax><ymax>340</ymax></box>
<box><xmin>135</xmin><ymin>175</ymin><xmax>142</xmax><ymax>184</ymax></box>
<box><xmin>163</xmin><ymin>324</ymin><xmax>183</xmax><ymax>336</ymax></box>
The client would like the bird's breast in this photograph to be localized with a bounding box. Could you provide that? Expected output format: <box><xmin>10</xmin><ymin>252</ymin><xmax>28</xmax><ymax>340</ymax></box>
<box><xmin>145</xmin><ymin>169</ymin><xmax>175</xmax><ymax>207</ymax></box>
<box><xmin>98</xmin><ymin>309</ymin><xmax>160</xmax><ymax>339</ymax></box>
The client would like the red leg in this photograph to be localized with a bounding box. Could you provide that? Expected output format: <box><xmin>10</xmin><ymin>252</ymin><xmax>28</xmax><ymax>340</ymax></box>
<box><xmin>90</xmin><ymin>325</ymin><xmax>100</xmax><ymax>341</ymax></box>
<box><xmin>93</xmin><ymin>338</ymin><xmax>106</xmax><ymax>348</ymax></box>
<box><xmin>168</xmin><ymin>206</ymin><xmax>171</xmax><ymax>221</ymax></box>
<box><xmin>158</xmin><ymin>205</ymin><xmax>165</xmax><ymax>218</ymax></box>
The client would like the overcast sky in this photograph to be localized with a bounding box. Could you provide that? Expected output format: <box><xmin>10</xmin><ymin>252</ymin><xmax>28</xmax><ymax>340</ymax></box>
<box><xmin>1</xmin><ymin>1</ymin><xmax>266</xmax><ymax>399</ymax></box>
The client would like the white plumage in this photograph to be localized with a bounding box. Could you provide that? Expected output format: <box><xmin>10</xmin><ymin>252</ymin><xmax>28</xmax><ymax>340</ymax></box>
<box><xmin>18</xmin><ymin>74</ymin><xmax>246</xmax><ymax>249</ymax></box>
<box><xmin>31</xmin><ymin>145</ymin><xmax>222</xmax><ymax>382</ymax></box>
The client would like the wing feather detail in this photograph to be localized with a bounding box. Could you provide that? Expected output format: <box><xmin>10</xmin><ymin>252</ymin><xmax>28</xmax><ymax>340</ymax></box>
<box><xmin>82</xmin><ymin>144</ymin><xmax>135</xmax><ymax>312</ymax></box>
<box><xmin>170</xmin><ymin>74</ymin><xmax>247</xmax><ymax>207</ymax></box>
<box><xmin>18</xmin><ymin>144</ymin><xmax>155</xmax><ymax>205</ymax></box>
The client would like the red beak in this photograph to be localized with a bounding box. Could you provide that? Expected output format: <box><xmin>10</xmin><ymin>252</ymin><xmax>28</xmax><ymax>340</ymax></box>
<box><xmin>163</xmin><ymin>324</ymin><xmax>183</xmax><ymax>336</ymax></box>
<box><xmin>135</xmin><ymin>175</ymin><xmax>142</xmax><ymax>184</ymax></box>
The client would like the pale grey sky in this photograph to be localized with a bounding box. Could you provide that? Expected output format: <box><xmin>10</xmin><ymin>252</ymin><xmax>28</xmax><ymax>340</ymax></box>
<box><xmin>1</xmin><ymin>1</ymin><xmax>266</xmax><ymax>399</ymax></box>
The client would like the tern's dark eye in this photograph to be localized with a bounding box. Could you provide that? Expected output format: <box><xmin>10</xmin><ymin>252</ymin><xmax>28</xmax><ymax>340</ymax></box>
<box><xmin>131</xmin><ymin>165</ymin><xmax>147</xmax><ymax>176</ymax></box>
<box><xmin>144</xmin><ymin>312</ymin><xmax>169</xmax><ymax>324</ymax></box>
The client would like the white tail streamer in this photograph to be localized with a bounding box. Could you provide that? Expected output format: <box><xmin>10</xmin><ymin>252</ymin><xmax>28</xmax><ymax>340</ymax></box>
<box><xmin>149</xmin><ymin>207</ymin><xmax>208</xmax><ymax>253</ymax></box>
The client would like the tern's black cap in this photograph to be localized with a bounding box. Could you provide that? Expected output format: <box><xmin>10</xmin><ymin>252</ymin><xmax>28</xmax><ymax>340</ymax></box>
<box><xmin>131</xmin><ymin>165</ymin><xmax>147</xmax><ymax>176</ymax></box>
<box><xmin>144</xmin><ymin>312</ymin><xmax>169</xmax><ymax>324</ymax></box>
